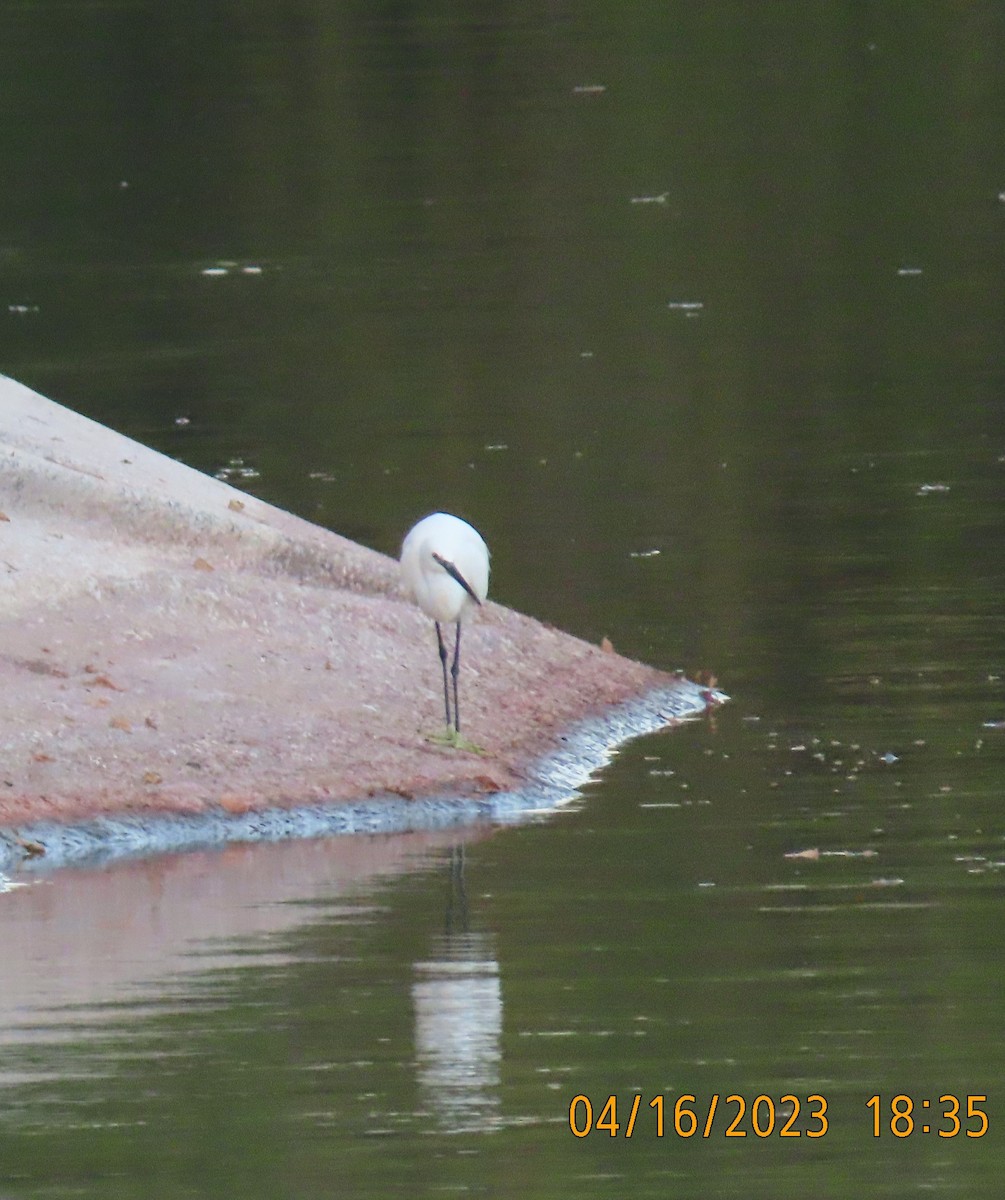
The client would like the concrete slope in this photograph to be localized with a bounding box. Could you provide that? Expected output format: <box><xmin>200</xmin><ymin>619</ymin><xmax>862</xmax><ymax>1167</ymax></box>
<box><xmin>0</xmin><ymin>375</ymin><xmax>719</xmax><ymax>865</ymax></box>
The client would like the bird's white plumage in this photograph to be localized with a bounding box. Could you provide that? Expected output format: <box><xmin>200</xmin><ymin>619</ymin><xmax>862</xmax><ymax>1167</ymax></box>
<box><xmin>400</xmin><ymin>512</ymin><xmax>490</xmax><ymax>624</ymax></box>
<box><xmin>400</xmin><ymin>512</ymin><xmax>490</xmax><ymax>739</ymax></box>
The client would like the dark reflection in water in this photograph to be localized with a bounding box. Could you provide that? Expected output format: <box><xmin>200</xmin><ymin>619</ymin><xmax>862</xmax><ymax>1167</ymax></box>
<box><xmin>2</xmin><ymin>0</ymin><xmax>1005</xmax><ymax>1196</ymax></box>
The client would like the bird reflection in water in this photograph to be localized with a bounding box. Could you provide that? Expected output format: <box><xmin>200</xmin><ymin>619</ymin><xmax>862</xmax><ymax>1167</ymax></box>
<box><xmin>412</xmin><ymin>846</ymin><xmax>502</xmax><ymax>1133</ymax></box>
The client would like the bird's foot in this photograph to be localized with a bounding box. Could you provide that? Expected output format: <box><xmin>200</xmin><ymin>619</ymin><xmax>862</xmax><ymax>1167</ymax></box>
<box><xmin>425</xmin><ymin>726</ymin><xmax>486</xmax><ymax>754</ymax></box>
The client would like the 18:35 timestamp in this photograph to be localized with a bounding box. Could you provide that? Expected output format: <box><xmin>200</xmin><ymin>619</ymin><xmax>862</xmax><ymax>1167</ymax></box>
<box><xmin>867</xmin><ymin>1094</ymin><xmax>988</xmax><ymax>1138</ymax></box>
<box><xmin>568</xmin><ymin>1093</ymin><xmax>990</xmax><ymax>1140</ymax></box>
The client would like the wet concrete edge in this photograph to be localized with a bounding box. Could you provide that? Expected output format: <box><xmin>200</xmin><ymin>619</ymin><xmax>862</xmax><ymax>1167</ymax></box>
<box><xmin>0</xmin><ymin>681</ymin><xmax>726</xmax><ymax>876</ymax></box>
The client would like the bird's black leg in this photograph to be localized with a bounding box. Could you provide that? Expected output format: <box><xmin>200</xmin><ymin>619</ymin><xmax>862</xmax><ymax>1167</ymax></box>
<box><xmin>435</xmin><ymin>621</ymin><xmax>452</xmax><ymax>729</ymax></box>
<box><xmin>445</xmin><ymin>845</ymin><xmax>468</xmax><ymax>935</ymax></box>
<box><xmin>451</xmin><ymin>620</ymin><xmax>463</xmax><ymax>733</ymax></box>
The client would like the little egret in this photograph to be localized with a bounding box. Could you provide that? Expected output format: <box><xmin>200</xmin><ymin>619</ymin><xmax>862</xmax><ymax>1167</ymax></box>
<box><xmin>400</xmin><ymin>512</ymin><xmax>490</xmax><ymax>747</ymax></box>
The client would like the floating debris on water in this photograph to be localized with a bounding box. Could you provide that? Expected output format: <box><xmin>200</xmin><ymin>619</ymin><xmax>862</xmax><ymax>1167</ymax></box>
<box><xmin>631</xmin><ymin>191</ymin><xmax>669</xmax><ymax>205</ymax></box>
<box><xmin>897</xmin><ymin>266</ymin><xmax>924</xmax><ymax>277</ymax></box>
<box><xmin>879</xmin><ymin>751</ymin><xmax>899</xmax><ymax>764</ymax></box>
<box><xmin>7</xmin><ymin>303</ymin><xmax>39</xmax><ymax>315</ymax></box>
<box><xmin>916</xmin><ymin>482</ymin><xmax>950</xmax><ymax>496</ymax></box>
<box><xmin>200</xmin><ymin>261</ymin><xmax>265</xmax><ymax>278</ymax></box>
<box><xmin>572</xmin><ymin>84</ymin><xmax>607</xmax><ymax>95</ymax></box>
<box><xmin>629</xmin><ymin>549</ymin><xmax>661</xmax><ymax>559</ymax></box>
<box><xmin>667</xmin><ymin>301</ymin><xmax>704</xmax><ymax>316</ymax></box>
<box><xmin>214</xmin><ymin>457</ymin><xmax>261</xmax><ymax>482</ymax></box>
<box><xmin>785</xmin><ymin>846</ymin><xmax>881</xmax><ymax>863</ymax></box>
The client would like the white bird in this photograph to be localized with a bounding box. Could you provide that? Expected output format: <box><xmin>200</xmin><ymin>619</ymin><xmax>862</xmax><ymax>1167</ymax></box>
<box><xmin>400</xmin><ymin>512</ymin><xmax>490</xmax><ymax>745</ymax></box>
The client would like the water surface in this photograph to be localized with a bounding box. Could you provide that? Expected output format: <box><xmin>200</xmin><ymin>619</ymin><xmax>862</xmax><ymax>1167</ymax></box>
<box><xmin>2</xmin><ymin>2</ymin><xmax>1004</xmax><ymax>1196</ymax></box>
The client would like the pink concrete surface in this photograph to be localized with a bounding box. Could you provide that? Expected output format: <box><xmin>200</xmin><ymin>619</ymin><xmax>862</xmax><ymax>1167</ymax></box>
<box><xmin>0</xmin><ymin>375</ymin><xmax>709</xmax><ymax>837</ymax></box>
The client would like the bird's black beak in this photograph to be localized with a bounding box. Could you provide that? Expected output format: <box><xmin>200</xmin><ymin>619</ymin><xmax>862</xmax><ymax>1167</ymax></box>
<box><xmin>432</xmin><ymin>553</ymin><xmax>482</xmax><ymax>605</ymax></box>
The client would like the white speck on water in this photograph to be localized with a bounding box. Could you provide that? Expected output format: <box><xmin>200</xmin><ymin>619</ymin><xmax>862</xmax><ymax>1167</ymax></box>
<box><xmin>174</xmin><ymin>416</ymin><xmax>191</xmax><ymax>427</ymax></box>
<box><xmin>629</xmin><ymin>548</ymin><xmax>661</xmax><ymax>559</ymax></box>
<box><xmin>897</xmin><ymin>266</ymin><xmax>924</xmax><ymax>277</ymax></box>
<box><xmin>879</xmin><ymin>751</ymin><xmax>899</xmax><ymax>764</ymax></box>
<box><xmin>215</xmin><ymin>457</ymin><xmax>261</xmax><ymax>482</ymax></box>
<box><xmin>631</xmin><ymin>191</ymin><xmax>668</xmax><ymax>205</ymax></box>
<box><xmin>916</xmin><ymin>482</ymin><xmax>950</xmax><ymax>495</ymax></box>
<box><xmin>667</xmin><ymin>300</ymin><xmax>704</xmax><ymax>312</ymax></box>
<box><xmin>201</xmin><ymin>266</ymin><xmax>229</xmax><ymax>277</ymax></box>
<box><xmin>572</xmin><ymin>84</ymin><xmax>606</xmax><ymax>95</ymax></box>
<box><xmin>484</xmin><ymin>443</ymin><xmax>508</xmax><ymax>452</ymax></box>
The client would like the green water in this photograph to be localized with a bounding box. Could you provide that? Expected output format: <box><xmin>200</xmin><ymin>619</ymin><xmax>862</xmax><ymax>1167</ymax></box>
<box><xmin>2</xmin><ymin>2</ymin><xmax>1004</xmax><ymax>1196</ymax></box>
